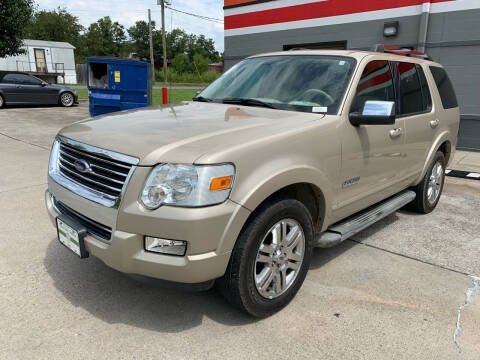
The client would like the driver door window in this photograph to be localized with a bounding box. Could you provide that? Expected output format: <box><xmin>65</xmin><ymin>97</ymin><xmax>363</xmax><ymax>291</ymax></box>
<box><xmin>352</xmin><ymin>60</ymin><xmax>395</xmax><ymax>113</ymax></box>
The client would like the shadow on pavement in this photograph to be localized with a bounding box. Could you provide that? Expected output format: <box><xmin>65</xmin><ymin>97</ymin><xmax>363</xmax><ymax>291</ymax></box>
<box><xmin>44</xmin><ymin>212</ymin><xmax>401</xmax><ymax>332</ymax></box>
<box><xmin>44</xmin><ymin>238</ymin><xmax>256</xmax><ymax>333</ymax></box>
<box><xmin>309</xmin><ymin>211</ymin><xmax>401</xmax><ymax>269</ymax></box>
<box><xmin>4</xmin><ymin>104</ymin><xmax>79</xmax><ymax>109</ymax></box>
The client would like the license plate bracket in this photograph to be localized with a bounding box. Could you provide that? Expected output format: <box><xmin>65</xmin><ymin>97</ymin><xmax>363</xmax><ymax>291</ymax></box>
<box><xmin>56</xmin><ymin>214</ymin><xmax>89</xmax><ymax>259</ymax></box>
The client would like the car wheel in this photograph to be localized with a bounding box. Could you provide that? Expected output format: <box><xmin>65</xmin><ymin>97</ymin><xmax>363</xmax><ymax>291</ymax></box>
<box><xmin>0</xmin><ymin>95</ymin><xmax>4</xmax><ymax>109</ymax></box>
<box><xmin>218</xmin><ymin>197</ymin><xmax>313</xmax><ymax>317</ymax></box>
<box><xmin>60</xmin><ymin>92</ymin><xmax>74</xmax><ymax>107</ymax></box>
<box><xmin>409</xmin><ymin>151</ymin><xmax>446</xmax><ymax>214</ymax></box>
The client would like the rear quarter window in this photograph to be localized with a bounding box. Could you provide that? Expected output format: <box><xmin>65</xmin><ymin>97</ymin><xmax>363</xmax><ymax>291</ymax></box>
<box><xmin>398</xmin><ymin>62</ymin><xmax>424</xmax><ymax>115</ymax></box>
<box><xmin>429</xmin><ymin>66</ymin><xmax>458</xmax><ymax>109</ymax></box>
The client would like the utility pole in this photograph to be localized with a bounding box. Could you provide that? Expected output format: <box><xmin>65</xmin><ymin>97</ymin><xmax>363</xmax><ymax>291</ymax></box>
<box><xmin>148</xmin><ymin>9</ymin><xmax>155</xmax><ymax>83</ymax></box>
<box><xmin>158</xmin><ymin>0</ymin><xmax>168</xmax><ymax>103</ymax></box>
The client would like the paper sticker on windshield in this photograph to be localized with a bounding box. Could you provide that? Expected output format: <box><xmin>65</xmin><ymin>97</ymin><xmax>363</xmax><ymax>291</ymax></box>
<box><xmin>312</xmin><ymin>107</ymin><xmax>328</xmax><ymax>113</ymax></box>
<box><xmin>339</xmin><ymin>60</ymin><xmax>346</xmax><ymax>66</ymax></box>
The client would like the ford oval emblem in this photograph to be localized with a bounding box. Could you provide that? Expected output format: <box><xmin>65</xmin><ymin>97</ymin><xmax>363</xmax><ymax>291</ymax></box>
<box><xmin>74</xmin><ymin>159</ymin><xmax>91</xmax><ymax>173</ymax></box>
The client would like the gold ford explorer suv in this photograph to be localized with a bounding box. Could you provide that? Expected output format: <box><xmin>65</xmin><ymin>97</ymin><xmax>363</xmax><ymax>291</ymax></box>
<box><xmin>46</xmin><ymin>50</ymin><xmax>460</xmax><ymax>317</ymax></box>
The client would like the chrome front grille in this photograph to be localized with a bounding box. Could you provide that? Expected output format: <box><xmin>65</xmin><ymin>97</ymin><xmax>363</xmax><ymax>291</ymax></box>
<box><xmin>49</xmin><ymin>136</ymin><xmax>139</xmax><ymax>208</ymax></box>
<box><xmin>58</xmin><ymin>142</ymin><xmax>132</xmax><ymax>197</ymax></box>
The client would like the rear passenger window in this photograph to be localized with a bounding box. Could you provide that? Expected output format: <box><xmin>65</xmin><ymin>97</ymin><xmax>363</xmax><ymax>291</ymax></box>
<box><xmin>353</xmin><ymin>60</ymin><xmax>395</xmax><ymax>113</ymax></box>
<box><xmin>2</xmin><ymin>74</ymin><xmax>24</xmax><ymax>84</ymax></box>
<box><xmin>417</xmin><ymin>65</ymin><xmax>432</xmax><ymax>111</ymax></box>
<box><xmin>398</xmin><ymin>62</ymin><xmax>423</xmax><ymax>115</ymax></box>
<box><xmin>430</xmin><ymin>66</ymin><xmax>458</xmax><ymax>109</ymax></box>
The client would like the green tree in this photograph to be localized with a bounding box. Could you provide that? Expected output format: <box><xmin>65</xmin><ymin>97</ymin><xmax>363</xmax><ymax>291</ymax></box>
<box><xmin>193</xmin><ymin>53</ymin><xmax>210</xmax><ymax>74</ymax></box>
<box><xmin>84</xmin><ymin>17</ymin><xmax>126</xmax><ymax>57</ymax></box>
<box><xmin>128</xmin><ymin>20</ymin><xmax>155</xmax><ymax>61</ymax></box>
<box><xmin>190</xmin><ymin>35</ymin><xmax>219</xmax><ymax>61</ymax></box>
<box><xmin>172</xmin><ymin>53</ymin><xmax>191</xmax><ymax>74</ymax></box>
<box><xmin>0</xmin><ymin>0</ymin><xmax>35</xmax><ymax>57</ymax></box>
<box><xmin>26</xmin><ymin>8</ymin><xmax>84</xmax><ymax>46</ymax></box>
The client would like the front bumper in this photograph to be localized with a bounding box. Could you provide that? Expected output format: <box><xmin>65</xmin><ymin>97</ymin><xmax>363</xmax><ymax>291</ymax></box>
<box><xmin>46</xmin><ymin>181</ymin><xmax>250</xmax><ymax>283</ymax></box>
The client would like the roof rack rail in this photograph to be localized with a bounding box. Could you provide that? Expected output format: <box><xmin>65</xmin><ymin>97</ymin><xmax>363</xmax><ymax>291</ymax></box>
<box><xmin>372</xmin><ymin>44</ymin><xmax>432</xmax><ymax>61</ymax></box>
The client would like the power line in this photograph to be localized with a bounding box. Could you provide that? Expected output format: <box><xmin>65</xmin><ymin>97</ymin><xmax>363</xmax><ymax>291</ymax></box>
<box><xmin>164</xmin><ymin>5</ymin><xmax>224</xmax><ymax>24</ymax></box>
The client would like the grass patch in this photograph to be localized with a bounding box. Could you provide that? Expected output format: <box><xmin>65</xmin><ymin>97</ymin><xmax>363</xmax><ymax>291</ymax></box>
<box><xmin>76</xmin><ymin>88</ymin><xmax>88</xmax><ymax>99</ymax></box>
<box><xmin>76</xmin><ymin>88</ymin><xmax>199</xmax><ymax>105</ymax></box>
<box><xmin>153</xmin><ymin>89</ymin><xmax>199</xmax><ymax>105</ymax></box>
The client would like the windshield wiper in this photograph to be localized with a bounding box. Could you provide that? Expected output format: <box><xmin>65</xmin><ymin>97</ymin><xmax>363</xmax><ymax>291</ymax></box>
<box><xmin>221</xmin><ymin>98</ymin><xmax>278</xmax><ymax>109</ymax></box>
<box><xmin>192</xmin><ymin>96</ymin><xmax>213</xmax><ymax>102</ymax></box>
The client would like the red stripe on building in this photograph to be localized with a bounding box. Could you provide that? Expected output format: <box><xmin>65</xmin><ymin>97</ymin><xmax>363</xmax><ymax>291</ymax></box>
<box><xmin>225</xmin><ymin>0</ymin><xmax>453</xmax><ymax>29</ymax></box>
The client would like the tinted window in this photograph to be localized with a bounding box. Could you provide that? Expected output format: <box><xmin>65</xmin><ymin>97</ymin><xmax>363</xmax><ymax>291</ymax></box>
<box><xmin>1</xmin><ymin>73</ymin><xmax>41</xmax><ymax>85</ymax></box>
<box><xmin>430</xmin><ymin>66</ymin><xmax>458</xmax><ymax>109</ymax></box>
<box><xmin>353</xmin><ymin>60</ymin><xmax>395</xmax><ymax>113</ymax></box>
<box><xmin>22</xmin><ymin>75</ymin><xmax>43</xmax><ymax>85</ymax></box>
<box><xmin>398</xmin><ymin>62</ymin><xmax>423</xmax><ymax>115</ymax></box>
<box><xmin>2</xmin><ymin>74</ymin><xmax>24</xmax><ymax>84</ymax></box>
<box><xmin>417</xmin><ymin>65</ymin><xmax>432</xmax><ymax>111</ymax></box>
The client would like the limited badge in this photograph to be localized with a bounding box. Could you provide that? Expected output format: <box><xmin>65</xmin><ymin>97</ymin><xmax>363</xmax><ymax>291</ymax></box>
<box><xmin>343</xmin><ymin>176</ymin><xmax>361</xmax><ymax>188</ymax></box>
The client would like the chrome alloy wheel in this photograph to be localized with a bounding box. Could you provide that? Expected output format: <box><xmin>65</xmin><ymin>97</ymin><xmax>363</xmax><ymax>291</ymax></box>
<box><xmin>61</xmin><ymin>93</ymin><xmax>74</xmax><ymax>107</ymax></box>
<box><xmin>254</xmin><ymin>219</ymin><xmax>305</xmax><ymax>299</ymax></box>
<box><xmin>0</xmin><ymin>96</ymin><xmax>4</xmax><ymax>108</ymax></box>
<box><xmin>427</xmin><ymin>161</ymin><xmax>443</xmax><ymax>205</ymax></box>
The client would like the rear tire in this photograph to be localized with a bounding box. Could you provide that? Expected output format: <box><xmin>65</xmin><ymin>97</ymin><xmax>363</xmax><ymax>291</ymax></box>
<box><xmin>218</xmin><ymin>197</ymin><xmax>313</xmax><ymax>318</ymax></box>
<box><xmin>60</xmin><ymin>92</ymin><xmax>74</xmax><ymax>107</ymax></box>
<box><xmin>0</xmin><ymin>94</ymin><xmax>4</xmax><ymax>109</ymax></box>
<box><xmin>409</xmin><ymin>151</ymin><xmax>446</xmax><ymax>214</ymax></box>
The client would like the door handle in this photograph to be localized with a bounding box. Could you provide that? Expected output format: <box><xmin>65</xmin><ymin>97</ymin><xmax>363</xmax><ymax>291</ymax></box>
<box><xmin>389</xmin><ymin>128</ymin><xmax>403</xmax><ymax>139</ymax></box>
<box><xmin>430</xmin><ymin>119</ymin><xmax>440</xmax><ymax>128</ymax></box>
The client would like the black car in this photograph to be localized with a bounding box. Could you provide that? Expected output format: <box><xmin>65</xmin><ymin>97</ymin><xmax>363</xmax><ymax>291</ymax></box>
<box><xmin>0</xmin><ymin>71</ymin><xmax>78</xmax><ymax>108</ymax></box>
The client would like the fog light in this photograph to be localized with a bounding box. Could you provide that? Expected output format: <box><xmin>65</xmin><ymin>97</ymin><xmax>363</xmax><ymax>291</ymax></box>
<box><xmin>145</xmin><ymin>236</ymin><xmax>187</xmax><ymax>256</ymax></box>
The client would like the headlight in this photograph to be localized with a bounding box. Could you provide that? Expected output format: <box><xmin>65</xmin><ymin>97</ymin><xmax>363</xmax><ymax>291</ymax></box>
<box><xmin>49</xmin><ymin>140</ymin><xmax>60</xmax><ymax>176</ymax></box>
<box><xmin>140</xmin><ymin>163</ymin><xmax>235</xmax><ymax>209</ymax></box>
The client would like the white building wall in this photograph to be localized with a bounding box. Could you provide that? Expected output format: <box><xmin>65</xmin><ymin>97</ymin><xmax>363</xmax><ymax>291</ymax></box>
<box><xmin>0</xmin><ymin>53</ymin><xmax>29</xmax><ymax>71</ymax></box>
<box><xmin>0</xmin><ymin>41</ymin><xmax>77</xmax><ymax>84</ymax></box>
<box><xmin>50</xmin><ymin>47</ymin><xmax>77</xmax><ymax>84</ymax></box>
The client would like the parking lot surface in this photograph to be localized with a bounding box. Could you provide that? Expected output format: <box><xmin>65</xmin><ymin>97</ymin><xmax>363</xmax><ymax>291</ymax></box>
<box><xmin>1</xmin><ymin>104</ymin><xmax>479</xmax><ymax>359</ymax></box>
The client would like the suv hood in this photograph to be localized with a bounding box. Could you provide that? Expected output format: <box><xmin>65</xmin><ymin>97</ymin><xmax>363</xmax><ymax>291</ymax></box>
<box><xmin>59</xmin><ymin>102</ymin><xmax>321</xmax><ymax>166</ymax></box>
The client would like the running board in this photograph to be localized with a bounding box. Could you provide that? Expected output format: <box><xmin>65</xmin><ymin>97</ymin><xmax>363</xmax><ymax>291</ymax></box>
<box><xmin>313</xmin><ymin>190</ymin><xmax>416</xmax><ymax>248</ymax></box>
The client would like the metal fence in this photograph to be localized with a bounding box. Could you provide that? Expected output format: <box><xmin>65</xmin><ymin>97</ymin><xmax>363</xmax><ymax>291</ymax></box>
<box><xmin>15</xmin><ymin>61</ymin><xmax>66</xmax><ymax>74</ymax></box>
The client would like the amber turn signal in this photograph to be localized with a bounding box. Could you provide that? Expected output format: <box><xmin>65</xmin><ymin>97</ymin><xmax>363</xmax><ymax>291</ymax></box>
<box><xmin>210</xmin><ymin>176</ymin><xmax>233</xmax><ymax>191</ymax></box>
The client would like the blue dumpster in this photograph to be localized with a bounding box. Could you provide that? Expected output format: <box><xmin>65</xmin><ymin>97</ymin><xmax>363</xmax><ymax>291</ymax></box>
<box><xmin>86</xmin><ymin>57</ymin><xmax>152</xmax><ymax>117</ymax></box>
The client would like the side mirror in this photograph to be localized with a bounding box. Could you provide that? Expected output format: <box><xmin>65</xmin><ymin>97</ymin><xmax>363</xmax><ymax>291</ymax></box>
<box><xmin>349</xmin><ymin>100</ymin><xmax>396</xmax><ymax>126</ymax></box>
<box><xmin>41</xmin><ymin>81</ymin><xmax>48</xmax><ymax>87</ymax></box>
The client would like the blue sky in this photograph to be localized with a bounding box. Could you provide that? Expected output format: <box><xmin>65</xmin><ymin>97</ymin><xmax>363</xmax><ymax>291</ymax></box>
<box><xmin>34</xmin><ymin>0</ymin><xmax>225</xmax><ymax>52</ymax></box>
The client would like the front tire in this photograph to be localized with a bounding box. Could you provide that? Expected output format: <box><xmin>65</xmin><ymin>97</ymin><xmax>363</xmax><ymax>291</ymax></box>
<box><xmin>0</xmin><ymin>94</ymin><xmax>4</xmax><ymax>109</ymax></box>
<box><xmin>60</xmin><ymin>92</ymin><xmax>74</xmax><ymax>107</ymax></box>
<box><xmin>218</xmin><ymin>197</ymin><xmax>313</xmax><ymax>317</ymax></box>
<box><xmin>409</xmin><ymin>151</ymin><xmax>446</xmax><ymax>214</ymax></box>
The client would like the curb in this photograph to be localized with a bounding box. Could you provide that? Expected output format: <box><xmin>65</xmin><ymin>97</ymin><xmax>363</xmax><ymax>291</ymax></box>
<box><xmin>446</xmin><ymin>169</ymin><xmax>480</xmax><ymax>181</ymax></box>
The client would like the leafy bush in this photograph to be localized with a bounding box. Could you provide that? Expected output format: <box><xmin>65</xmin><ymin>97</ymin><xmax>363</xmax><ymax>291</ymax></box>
<box><xmin>172</xmin><ymin>53</ymin><xmax>191</xmax><ymax>74</ymax></box>
<box><xmin>155</xmin><ymin>69</ymin><xmax>221</xmax><ymax>84</ymax></box>
<box><xmin>193</xmin><ymin>53</ymin><xmax>209</xmax><ymax>74</ymax></box>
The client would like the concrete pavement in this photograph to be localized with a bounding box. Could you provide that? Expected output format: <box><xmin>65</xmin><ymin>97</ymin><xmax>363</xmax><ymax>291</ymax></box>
<box><xmin>451</xmin><ymin>150</ymin><xmax>480</xmax><ymax>174</ymax></box>
<box><xmin>0</xmin><ymin>103</ymin><xmax>479</xmax><ymax>359</ymax></box>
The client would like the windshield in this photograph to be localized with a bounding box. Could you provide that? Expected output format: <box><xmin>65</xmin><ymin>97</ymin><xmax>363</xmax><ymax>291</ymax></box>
<box><xmin>198</xmin><ymin>55</ymin><xmax>356</xmax><ymax>114</ymax></box>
